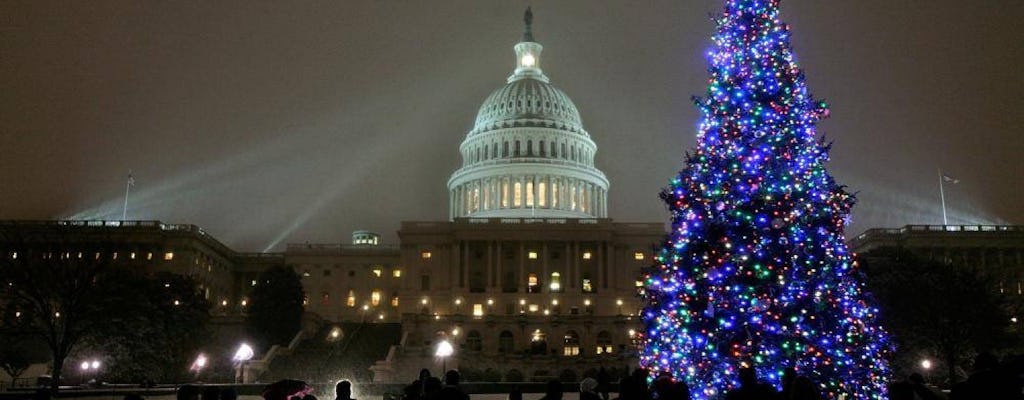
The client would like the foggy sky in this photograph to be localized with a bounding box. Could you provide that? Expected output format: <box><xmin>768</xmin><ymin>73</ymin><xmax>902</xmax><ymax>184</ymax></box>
<box><xmin>2</xmin><ymin>1</ymin><xmax>1022</xmax><ymax>251</ymax></box>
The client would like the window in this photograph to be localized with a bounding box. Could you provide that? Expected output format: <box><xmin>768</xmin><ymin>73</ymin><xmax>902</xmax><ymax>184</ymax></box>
<box><xmin>391</xmin><ymin>293</ymin><xmax>399</xmax><ymax>307</ymax></box>
<box><xmin>582</xmin><ymin>251</ymin><xmax>592</xmax><ymax>260</ymax></box>
<box><xmin>146</xmin><ymin>252</ymin><xmax>152</xmax><ymax>260</ymax></box>
<box><xmin>549</xmin><ymin>272</ymin><xmax>562</xmax><ymax>292</ymax></box>
<box><xmin>393</xmin><ymin>270</ymin><xmax>402</xmax><ymax>278</ymax></box>
<box><xmin>514</xmin><ymin>182</ymin><xmax>522</xmax><ymax>207</ymax></box>
<box><xmin>528</xmin><ymin>251</ymin><xmax>538</xmax><ymax>259</ymax></box>
<box><xmin>347</xmin><ymin>290</ymin><xmax>356</xmax><ymax>307</ymax></box>
<box><xmin>528</xmin><ymin>273</ymin><xmax>539</xmax><ymax>293</ymax></box>
<box><xmin>421</xmin><ymin>275</ymin><xmax>430</xmax><ymax>291</ymax></box>
<box><xmin>467</xmin><ymin>331</ymin><xmax>483</xmax><ymax>352</ymax></box>
<box><xmin>634</xmin><ymin>252</ymin><xmax>644</xmax><ymax>261</ymax></box>
<box><xmin>323</xmin><ymin>269</ymin><xmax>332</xmax><ymax>276</ymax></box>
<box><xmin>502</xmin><ymin>180</ymin><xmax>510</xmax><ymax>207</ymax></box>
<box><xmin>349</xmin><ymin>270</ymin><xmax>356</xmax><ymax>277</ymax></box>
<box><xmin>303</xmin><ymin>271</ymin><xmax>311</xmax><ymax>277</ymax></box>
<box><xmin>371</xmin><ymin>290</ymin><xmax>381</xmax><ymax>306</ymax></box>
<box><xmin>538</xmin><ymin>182</ymin><xmax>547</xmax><ymax>207</ymax></box>
<box><xmin>582</xmin><ymin>278</ymin><xmax>593</xmax><ymax>293</ymax></box>
<box><xmin>421</xmin><ymin>250</ymin><xmax>432</xmax><ymax>259</ymax></box>
<box><xmin>499</xmin><ymin>331</ymin><xmax>515</xmax><ymax>353</ymax></box>
<box><xmin>373</xmin><ymin>269</ymin><xmax>382</xmax><ymax>277</ymax></box>
<box><xmin>596</xmin><ymin>331</ymin><xmax>614</xmax><ymax>354</ymax></box>
<box><xmin>321</xmin><ymin>292</ymin><xmax>330</xmax><ymax>305</ymax></box>
<box><xmin>564</xmin><ymin>331</ymin><xmax>580</xmax><ymax>356</ymax></box>
<box><xmin>473</xmin><ymin>304</ymin><xmax>484</xmax><ymax>317</ymax></box>
<box><xmin>526</xmin><ymin>181</ymin><xmax>534</xmax><ymax>206</ymax></box>
<box><xmin>130</xmin><ymin>252</ymin><xmax>136</xmax><ymax>260</ymax></box>
<box><xmin>164</xmin><ymin>252</ymin><xmax>174</xmax><ymax>261</ymax></box>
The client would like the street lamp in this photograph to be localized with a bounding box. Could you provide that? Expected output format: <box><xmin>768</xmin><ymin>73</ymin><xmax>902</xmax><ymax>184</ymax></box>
<box><xmin>80</xmin><ymin>359</ymin><xmax>101</xmax><ymax>386</ymax></box>
<box><xmin>233</xmin><ymin>343</ymin><xmax>254</xmax><ymax>383</ymax></box>
<box><xmin>191</xmin><ymin>353</ymin><xmax>208</xmax><ymax>381</ymax></box>
<box><xmin>435</xmin><ymin>339</ymin><xmax>454</xmax><ymax>376</ymax></box>
<box><xmin>921</xmin><ymin>359</ymin><xmax>932</xmax><ymax>383</ymax></box>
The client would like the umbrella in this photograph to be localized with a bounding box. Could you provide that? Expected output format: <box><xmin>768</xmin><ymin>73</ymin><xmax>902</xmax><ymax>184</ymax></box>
<box><xmin>262</xmin><ymin>379</ymin><xmax>313</xmax><ymax>400</ymax></box>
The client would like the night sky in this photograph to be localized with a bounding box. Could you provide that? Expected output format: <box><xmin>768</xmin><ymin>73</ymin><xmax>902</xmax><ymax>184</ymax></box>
<box><xmin>2</xmin><ymin>1</ymin><xmax>1022</xmax><ymax>252</ymax></box>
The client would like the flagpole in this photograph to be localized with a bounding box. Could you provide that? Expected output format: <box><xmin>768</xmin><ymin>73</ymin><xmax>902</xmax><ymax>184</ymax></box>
<box><xmin>122</xmin><ymin>170</ymin><xmax>132</xmax><ymax>221</ymax></box>
<box><xmin>938</xmin><ymin>168</ymin><xmax>948</xmax><ymax>226</ymax></box>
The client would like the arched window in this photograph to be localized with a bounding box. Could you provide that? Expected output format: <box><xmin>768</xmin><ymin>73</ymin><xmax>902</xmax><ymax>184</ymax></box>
<box><xmin>503</xmin><ymin>142</ymin><xmax>509</xmax><ymax>157</ymax></box>
<box><xmin>526</xmin><ymin>181</ymin><xmax>534</xmax><ymax>207</ymax></box>
<box><xmin>527</xmin><ymin>140</ymin><xmax>534</xmax><ymax>156</ymax></box>
<box><xmin>596</xmin><ymin>331</ymin><xmax>614</xmax><ymax>354</ymax></box>
<box><xmin>561</xmin><ymin>143</ymin><xmax>567</xmax><ymax>159</ymax></box>
<box><xmin>563</xmin><ymin>330</ymin><xmax>580</xmax><ymax>356</ymax></box>
<box><xmin>493</xmin><ymin>143</ymin><xmax>498</xmax><ymax>158</ymax></box>
<box><xmin>514</xmin><ymin>182</ymin><xmax>522</xmax><ymax>207</ymax></box>
<box><xmin>530</xmin><ymin>329</ymin><xmax>548</xmax><ymax>355</ymax></box>
<box><xmin>550</xmin><ymin>272</ymin><xmax>561</xmax><ymax>292</ymax></box>
<box><xmin>467</xmin><ymin>330</ymin><xmax>483</xmax><ymax>352</ymax></box>
<box><xmin>539</xmin><ymin>141</ymin><xmax>546</xmax><ymax>157</ymax></box>
<box><xmin>515</xmin><ymin>140</ymin><xmax>521</xmax><ymax>157</ymax></box>
<box><xmin>538</xmin><ymin>181</ymin><xmax>547</xmax><ymax>207</ymax></box>
<box><xmin>550</xmin><ymin>141</ymin><xmax>557</xmax><ymax>158</ymax></box>
<box><xmin>551</xmin><ymin>181</ymin><xmax>559</xmax><ymax>208</ymax></box>
<box><xmin>502</xmin><ymin>179</ymin><xmax>510</xmax><ymax>208</ymax></box>
<box><xmin>499</xmin><ymin>331</ymin><xmax>515</xmax><ymax>353</ymax></box>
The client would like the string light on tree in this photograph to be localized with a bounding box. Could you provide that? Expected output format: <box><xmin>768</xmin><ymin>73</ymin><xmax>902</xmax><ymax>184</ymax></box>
<box><xmin>637</xmin><ymin>1</ymin><xmax>891</xmax><ymax>399</ymax></box>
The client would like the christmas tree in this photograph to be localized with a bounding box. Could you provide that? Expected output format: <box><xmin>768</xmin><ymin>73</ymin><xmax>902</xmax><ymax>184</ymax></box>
<box><xmin>638</xmin><ymin>1</ymin><xmax>890</xmax><ymax>399</ymax></box>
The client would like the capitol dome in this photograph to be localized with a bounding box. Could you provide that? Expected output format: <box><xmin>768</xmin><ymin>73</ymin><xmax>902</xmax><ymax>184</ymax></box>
<box><xmin>471</xmin><ymin>78</ymin><xmax>584</xmax><ymax>136</ymax></box>
<box><xmin>448</xmin><ymin>8</ymin><xmax>609</xmax><ymax>220</ymax></box>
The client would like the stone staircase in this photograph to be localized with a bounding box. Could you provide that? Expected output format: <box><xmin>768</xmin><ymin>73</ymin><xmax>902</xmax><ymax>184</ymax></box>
<box><xmin>262</xmin><ymin>323</ymin><xmax>402</xmax><ymax>383</ymax></box>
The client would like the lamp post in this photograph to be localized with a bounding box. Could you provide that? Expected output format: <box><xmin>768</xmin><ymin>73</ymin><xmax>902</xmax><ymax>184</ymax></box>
<box><xmin>435</xmin><ymin>339</ymin><xmax>454</xmax><ymax>376</ymax></box>
<box><xmin>921</xmin><ymin>359</ymin><xmax>932</xmax><ymax>383</ymax></box>
<box><xmin>191</xmin><ymin>353</ymin><xmax>208</xmax><ymax>381</ymax></box>
<box><xmin>233</xmin><ymin>343</ymin><xmax>254</xmax><ymax>383</ymax></box>
<box><xmin>80</xmin><ymin>359</ymin><xmax>101</xmax><ymax>386</ymax></box>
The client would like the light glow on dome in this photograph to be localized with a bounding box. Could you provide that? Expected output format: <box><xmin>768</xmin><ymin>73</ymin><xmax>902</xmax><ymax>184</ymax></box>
<box><xmin>522</xmin><ymin>53</ymin><xmax>535</xmax><ymax>67</ymax></box>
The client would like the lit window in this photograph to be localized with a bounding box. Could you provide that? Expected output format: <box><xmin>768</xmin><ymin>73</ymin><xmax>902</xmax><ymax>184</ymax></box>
<box><xmin>529</xmin><ymin>304</ymin><xmax>539</xmax><ymax>312</ymax></box>
<box><xmin>528</xmin><ymin>273</ymin><xmax>538</xmax><ymax>292</ymax></box>
<box><xmin>635</xmin><ymin>280</ymin><xmax>644</xmax><ymax>287</ymax></box>
<box><xmin>164</xmin><ymin>252</ymin><xmax>174</xmax><ymax>261</ymax></box>
<box><xmin>10</xmin><ymin>252</ymin><xmax>16</xmax><ymax>259</ymax></box>
<box><xmin>421</xmin><ymin>298</ymin><xmax>429</xmax><ymax>305</ymax></box>
<box><xmin>550</xmin><ymin>272</ymin><xmax>561</xmax><ymax>292</ymax></box>
<box><xmin>564</xmin><ymin>332</ymin><xmax>580</xmax><ymax>356</ymax></box>
<box><xmin>421</xmin><ymin>250</ymin><xmax>432</xmax><ymax>259</ymax></box>
<box><xmin>514</xmin><ymin>182</ymin><xmax>522</xmax><ymax>207</ymax></box>
<box><xmin>393</xmin><ymin>270</ymin><xmax>402</xmax><ymax>278</ymax></box>
<box><xmin>146</xmin><ymin>252</ymin><xmax>152</xmax><ymax>260</ymax></box>
<box><xmin>473</xmin><ymin>304</ymin><xmax>484</xmax><ymax>317</ymax></box>
<box><xmin>634</xmin><ymin>252</ymin><xmax>644</xmax><ymax>260</ymax></box>
<box><xmin>303</xmin><ymin>271</ymin><xmax>311</xmax><ymax>277</ymax></box>
<box><xmin>250</xmin><ymin>280</ymin><xmax>257</xmax><ymax>287</ymax></box>
<box><xmin>130</xmin><ymin>252</ymin><xmax>136</xmax><ymax>260</ymax></box>
<box><xmin>371</xmin><ymin>290</ymin><xmax>381</xmax><ymax>306</ymax></box>
<box><xmin>373</xmin><ymin>269</ymin><xmax>382</xmax><ymax>277</ymax></box>
<box><xmin>241</xmin><ymin>299</ymin><xmax>248</xmax><ymax>307</ymax></box>
<box><xmin>321</xmin><ymin>293</ymin><xmax>330</xmax><ymax>305</ymax></box>
<box><xmin>347</xmin><ymin>290</ymin><xmax>356</xmax><ymax>307</ymax></box>
<box><xmin>582</xmin><ymin>279</ymin><xmax>593</xmax><ymax>293</ymax></box>
<box><xmin>221</xmin><ymin>300</ymin><xmax>228</xmax><ymax>307</ymax></box>
<box><xmin>582</xmin><ymin>251</ymin><xmax>592</xmax><ymax>260</ymax></box>
<box><xmin>528</xmin><ymin>251</ymin><xmax>538</xmax><ymax>259</ymax></box>
<box><xmin>391</xmin><ymin>295</ymin><xmax>399</xmax><ymax>307</ymax></box>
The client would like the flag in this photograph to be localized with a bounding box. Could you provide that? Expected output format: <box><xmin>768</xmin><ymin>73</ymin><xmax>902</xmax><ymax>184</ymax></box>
<box><xmin>942</xmin><ymin>174</ymin><xmax>959</xmax><ymax>184</ymax></box>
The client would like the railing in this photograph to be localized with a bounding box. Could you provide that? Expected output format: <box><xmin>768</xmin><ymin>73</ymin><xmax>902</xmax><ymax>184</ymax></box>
<box><xmin>855</xmin><ymin>224</ymin><xmax>1024</xmax><ymax>240</ymax></box>
<box><xmin>285</xmin><ymin>243</ymin><xmax>400</xmax><ymax>252</ymax></box>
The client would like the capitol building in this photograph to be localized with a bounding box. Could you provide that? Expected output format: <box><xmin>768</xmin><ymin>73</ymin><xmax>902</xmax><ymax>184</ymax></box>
<box><xmin>0</xmin><ymin>10</ymin><xmax>664</xmax><ymax>385</ymax></box>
